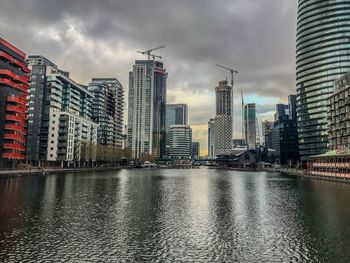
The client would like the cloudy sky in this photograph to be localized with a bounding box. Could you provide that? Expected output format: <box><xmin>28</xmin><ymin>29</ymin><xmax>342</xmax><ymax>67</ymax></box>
<box><xmin>0</xmin><ymin>0</ymin><xmax>297</xmax><ymax>155</ymax></box>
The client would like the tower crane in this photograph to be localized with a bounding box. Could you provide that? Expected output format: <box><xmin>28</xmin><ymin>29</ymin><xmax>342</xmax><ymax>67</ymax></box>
<box><xmin>216</xmin><ymin>64</ymin><xmax>238</xmax><ymax>88</ymax></box>
<box><xmin>137</xmin><ymin>45</ymin><xmax>165</xmax><ymax>60</ymax></box>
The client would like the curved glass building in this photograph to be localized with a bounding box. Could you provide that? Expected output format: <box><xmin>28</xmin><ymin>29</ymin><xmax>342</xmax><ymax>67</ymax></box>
<box><xmin>296</xmin><ymin>0</ymin><xmax>350</xmax><ymax>160</ymax></box>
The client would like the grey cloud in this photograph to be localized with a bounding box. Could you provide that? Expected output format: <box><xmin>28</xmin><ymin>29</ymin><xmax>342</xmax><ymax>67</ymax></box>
<box><xmin>0</xmin><ymin>0</ymin><xmax>297</xmax><ymax>150</ymax></box>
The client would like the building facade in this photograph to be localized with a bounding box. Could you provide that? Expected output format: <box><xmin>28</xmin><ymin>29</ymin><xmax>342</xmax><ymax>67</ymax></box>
<box><xmin>296</xmin><ymin>0</ymin><xmax>350</xmax><ymax>160</ymax></box>
<box><xmin>169</xmin><ymin>125</ymin><xmax>192</xmax><ymax>159</ymax></box>
<box><xmin>329</xmin><ymin>73</ymin><xmax>350</xmax><ymax>151</ymax></box>
<box><xmin>244</xmin><ymin>103</ymin><xmax>256</xmax><ymax>149</ymax></box>
<box><xmin>26</xmin><ymin>56</ymin><xmax>97</xmax><ymax>166</ymax></box>
<box><xmin>127</xmin><ymin>60</ymin><xmax>167</xmax><ymax>160</ymax></box>
<box><xmin>262</xmin><ymin>120</ymin><xmax>274</xmax><ymax>148</ymax></box>
<box><xmin>266</xmin><ymin>95</ymin><xmax>299</xmax><ymax>165</ymax></box>
<box><xmin>88</xmin><ymin>78</ymin><xmax>124</xmax><ymax>148</ymax></box>
<box><xmin>215</xmin><ymin>80</ymin><xmax>232</xmax><ymax>155</ymax></box>
<box><xmin>165</xmin><ymin>104</ymin><xmax>188</xmax><ymax>155</ymax></box>
<box><xmin>275</xmin><ymin>104</ymin><xmax>289</xmax><ymax>122</ymax></box>
<box><xmin>208</xmin><ymin>118</ymin><xmax>216</xmax><ymax>157</ymax></box>
<box><xmin>192</xmin><ymin>142</ymin><xmax>200</xmax><ymax>158</ymax></box>
<box><xmin>0</xmin><ymin>38</ymin><xmax>30</xmax><ymax>168</ymax></box>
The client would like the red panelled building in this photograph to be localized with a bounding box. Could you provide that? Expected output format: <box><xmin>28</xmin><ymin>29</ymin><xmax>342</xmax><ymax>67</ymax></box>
<box><xmin>0</xmin><ymin>38</ymin><xmax>30</xmax><ymax>168</ymax></box>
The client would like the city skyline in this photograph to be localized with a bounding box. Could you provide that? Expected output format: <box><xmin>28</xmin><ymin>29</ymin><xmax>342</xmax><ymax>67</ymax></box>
<box><xmin>0</xmin><ymin>0</ymin><xmax>297</xmax><ymax>155</ymax></box>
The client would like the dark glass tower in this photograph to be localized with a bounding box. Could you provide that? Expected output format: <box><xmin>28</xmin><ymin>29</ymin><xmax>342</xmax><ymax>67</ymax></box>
<box><xmin>296</xmin><ymin>0</ymin><xmax>350</xmax><ymax>160</ymax></box>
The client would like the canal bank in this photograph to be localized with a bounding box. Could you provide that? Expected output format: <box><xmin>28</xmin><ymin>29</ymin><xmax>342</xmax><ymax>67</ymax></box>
<box><xmin>268</xmin><ymin>168</ymin><xmax>350</xmax><ymax>184</ymax></box>
<box><xmin>0</xmin><ymin>166</ymin><xmax>126</xmax><ymax>178</ymax></box>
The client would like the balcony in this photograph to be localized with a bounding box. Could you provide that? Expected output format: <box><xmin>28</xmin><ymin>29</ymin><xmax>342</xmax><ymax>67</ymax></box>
<box><xmin>2</xmin><ymin>152</ymin><xmax>25</xmax><ymax>159</ymax></box>
<box><xmin>6</xmin><ymin>105</ymin><xmax>26</xmax><ymax>114</ymax></box>
<box><xmin>0</xmin><ymin>50</ymin><xmax>30</xmax><ymax>73</ymax></box>
<box><xmin>3</xmin><ymin>143</ymin><xmax>25</xmax><ymax>151</ymax></box>
<box><xmin>5</xmin><ymin>114</ymin><xmax>24</xmax><ymax>123</ymax></box>
<box><xmin>0</xmin><ymin>69</ymin><xmax>29</xmax><ymax>84</ymax></box>
<box><xmin>7</xmin><ymin>96</ymin><xmax>26</xmax><ymax>105</ymax></box>
<box><xmin>58</xmin><ymin>135</ymin><xmax>68</xmax><ymax>141</ymax></box>
<box><xmin>0</xmin><ymin>78</ymin><xmax>29</xmax><ymax>94</ymax></box>
<box><xmin>4</xmin><ymin>133</ymin><xmax>25</xmax><ymax>143</ymax></box>
<box><xmin>4</xmin><ymin>124</ymin><xmax>24</xmax><ymax>132</ymax></box>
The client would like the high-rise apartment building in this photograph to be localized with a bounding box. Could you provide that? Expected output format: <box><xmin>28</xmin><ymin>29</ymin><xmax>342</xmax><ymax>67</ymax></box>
<box><xmin>244</xmin><ymin>103</ymin><xmax>256</xmax><ymax>149</ymax></box>
<box><xmin>329</xmin><ymin>73</ymin><xmax>350</xmax><ymax>151</ymax></box>
<box><xmin>208</xmin><ymin>118</ymin><xmax>216</xmax><ymax>157</ymax></box>
<box><xmin>0</xmin><ymin>38</ymin><xmax>30</xmax><ymax>168</ymax></box>
<box><xmin>88</xmin><ymin>78</ymin><xmax>124</xmax><ymax>148</ymax></box>
<box><xmin>169</xmin><ymin>125</ymin><xmax>192</xmax><ymax>159</ymax></box>
<box><xmin>127</xmin><ymin>60</ymin><xmax>167</xmax><ymax>159</ymax></box>
<box><xmin>215</xmin><ymin>80</ymin><xmax>232</xmax><ymax>155</ymax></box>
<box><xmin>26</xmin><ymin>56</ymin><xmax>97</xmax><ymax>166</ymax></box>
<box><xmin>296</xmin><ymin>0</ymin><xmax>350</xmax><ymax>160</ymax></box>
<box><xmin>165</xmin><ymin>104</ymin><xmax>188</xmax><ymax>153</ymax></box>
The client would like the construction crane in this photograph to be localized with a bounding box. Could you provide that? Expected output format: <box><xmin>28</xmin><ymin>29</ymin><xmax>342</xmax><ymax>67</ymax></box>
<box><xmin>137</xmin><ymin>45</ymin><xmax>165</xmax><ymax>60</ymax></box>
<box><xmin>216</xmin><ymin>64</ymin><xmax>238</xmax><ymax>88</ymax></box>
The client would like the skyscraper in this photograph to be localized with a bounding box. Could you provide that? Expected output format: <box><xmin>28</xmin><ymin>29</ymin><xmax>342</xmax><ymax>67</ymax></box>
<box><xmin>165</xmin><ymin>104</ymin><xmax>188</xmax><ymax>151</ymax></box>
<box><xmin>244</xmin><ymin>103</ymin><xmax>256</xmax><ymax>149</ymax></box>
<box><xmin>26</xmin><ymin>55</ymin><xmax>97</xmax><ymax>166</ymax></box>
<box><xmin>262</xmin><ymin>120</ymin><xmax>274</xmax><ymax>148</ymax></box>
<box><xmin>270</xmin><ymin>95</ymin><xmax>299</xmax><ymax>165</ymax></box>
<box><xmin>296</xmin><ymin>0</ymin><xmax>350</xmax><ymax>160</ymax></box>
<box><xmin>215</xmin><ymin>80</ymin><xmax>232</xmax><ymax>155</ymax></box>
<box><xmin>275</xmin><ymin>104</ymin><xmax>289</xmax><ymax>122</ymax></box>
<box><xmin>208</xmin><ymin>118</ymin><xmax>216</xmax><ymax>157</ymax></box>
<box><xmin>0</xmin><ymin>38</ymin><xmax>30</xmax><ymax>168</ymax></box>
<box><xmin>88</xmin><ymin>78</ymin><xmax>124</xmax><ymax>148</ymax></box>
<box><xmin>127</xmin><ymin>60</ymin><xmax>167</xmax><ymax>159</ymax></box>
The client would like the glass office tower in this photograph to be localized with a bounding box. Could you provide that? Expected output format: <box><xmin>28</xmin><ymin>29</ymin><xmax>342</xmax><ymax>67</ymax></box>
<box><xmin>296</xmin><ymin>0</ymin><xmax>350</xmax><ymax>160</ymax></box>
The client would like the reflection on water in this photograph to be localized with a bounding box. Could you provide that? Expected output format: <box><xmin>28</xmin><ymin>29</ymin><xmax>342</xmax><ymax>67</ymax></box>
<box><xmin>0</xmin><ymin>169</ymin><xmax>349</xmax><ymax>262</ymax></box>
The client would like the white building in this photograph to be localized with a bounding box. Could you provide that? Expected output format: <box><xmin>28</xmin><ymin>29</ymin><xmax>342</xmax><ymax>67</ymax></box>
<box><xmin>169</xmin><ymin>125</ymin><xmax>192</xmax><ymax>159</ymax></box>
<box><xmin>26</xmin><ymin>55</ymin><xmax>98</xmax><ymax>167</ymax></box>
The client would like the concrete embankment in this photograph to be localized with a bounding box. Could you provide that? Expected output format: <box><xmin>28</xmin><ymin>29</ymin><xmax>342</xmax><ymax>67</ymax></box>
<box><xmin>0</xmin><ymin>166</ymin><xmax>126</xmax><ymax>178</ymax></box>
<box><xmin>265</xmin><ymin>168</ymin><xmax>350</xmax><ymax>184</ymax></box>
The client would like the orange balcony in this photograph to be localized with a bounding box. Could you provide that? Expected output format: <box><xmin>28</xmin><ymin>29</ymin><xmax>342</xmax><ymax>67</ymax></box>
<box><xmin>2</xmin><ymin>152</ymin><xmax>25</xmax><ymax>159</ymax></box>
<box><xmin>6</xmin><ymin>105</ymin><xmax>26</xmax><ymax>114</ymax></box>
<box><xmin>7</xmin><ymin>96</ymin><xmax>27</xmax><ymax>105</ymax></box>
<box><xmin>0</xmin><ymin>38</ymin><xmax>26</xmax><ymax>59</ymax></box>
<box><xmin>3</xmin><ymin>143</ymin><xmax>25</xmax><ymax>151</ymax></box>
<box><xmin>4</xmin><ymin>124</ymin><xmax>24</xmax><ymax>132</ymax></box>
<box><xmin>0</xmin><ymin>51</ymin><xmax>30</xmax><ymax>73</ymax></box>
<box><xmin>3</xmin><ymin>133</ymin><xmax>25</xmax><ymax>143</ymax></box>
<box><xmin>0</xmin><ymin>69</ymin><xmax>29</xmax><ymax>84</ymax></box>
<box><xmin>5</xmin><ymin>114</ymin><xmax>24</xmax><ymax>123</ymax></box>
<box><xmin>0</xmin><ymin>78</ymin><xmax>29</xmax><ymax>94</ymax></box>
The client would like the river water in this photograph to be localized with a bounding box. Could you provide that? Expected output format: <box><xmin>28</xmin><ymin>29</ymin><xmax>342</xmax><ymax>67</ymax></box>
<box><xmin>0</xmin><ymin>168</ymin><xmax>349</xmax><ymax>262</ymax></box>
